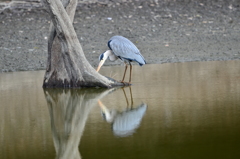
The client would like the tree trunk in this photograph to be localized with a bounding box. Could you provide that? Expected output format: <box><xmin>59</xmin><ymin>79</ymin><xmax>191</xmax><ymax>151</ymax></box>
<box><xmin>41</xmin><ymin>0</ymin><xmax>126</xmax><ymax>88</ymax></box>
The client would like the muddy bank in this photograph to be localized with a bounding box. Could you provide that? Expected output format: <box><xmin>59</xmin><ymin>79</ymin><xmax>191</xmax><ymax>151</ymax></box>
<box><xmin>0</xmin><ymin>0</ymin><xmax>240</xmax><ymax>72</ymax></box>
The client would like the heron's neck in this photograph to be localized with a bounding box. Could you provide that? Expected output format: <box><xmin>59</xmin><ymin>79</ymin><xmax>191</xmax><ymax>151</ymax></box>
<box><xmin>105</xmin><ymin>50</ymin><xmax>118</xmax><ymax>61</ymax></box>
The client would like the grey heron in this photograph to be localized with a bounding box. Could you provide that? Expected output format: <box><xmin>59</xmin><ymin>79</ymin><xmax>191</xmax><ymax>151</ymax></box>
<box><xmin>96</xmin><ymin>35</ymin><xmax>146</xmax><ymax>83</ymax></box>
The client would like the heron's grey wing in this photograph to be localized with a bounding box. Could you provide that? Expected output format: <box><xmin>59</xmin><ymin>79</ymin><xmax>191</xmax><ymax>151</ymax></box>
<box><xmin>109</xmin><ymin>36</ymin><xmax>146</xmax><ymax>65</ymax></box>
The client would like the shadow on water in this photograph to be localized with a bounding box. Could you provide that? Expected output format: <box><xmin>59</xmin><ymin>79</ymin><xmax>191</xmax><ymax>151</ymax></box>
<box><xmin>44</xmin><ymin>87</ymin><xmax>147</xmax><ymax>159</ymax></box>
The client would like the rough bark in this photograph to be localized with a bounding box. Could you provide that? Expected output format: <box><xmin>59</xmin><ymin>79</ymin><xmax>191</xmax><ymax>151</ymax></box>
<box><xmin>41</xmin><ymin>0</ymin><xmax>126</xmax><ymax>88</ymax></box>
<box><xmin>44</xmin><ymin>88</ymin><xmax>117</xmax><ymax>159</ymax></box>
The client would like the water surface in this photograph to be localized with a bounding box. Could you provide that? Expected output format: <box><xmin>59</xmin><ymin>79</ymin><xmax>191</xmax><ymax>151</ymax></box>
<box><xmin>0</xmin><ymin>61</ymin><xmax>240</xmax><ymax>159</ymax></box>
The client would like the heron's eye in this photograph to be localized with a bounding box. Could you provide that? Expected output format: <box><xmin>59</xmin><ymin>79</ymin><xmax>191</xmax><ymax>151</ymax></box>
<box><xmin>99</xmin><ymin>53</ymin><xmax>104</xmax><ymax>61</ymax></box>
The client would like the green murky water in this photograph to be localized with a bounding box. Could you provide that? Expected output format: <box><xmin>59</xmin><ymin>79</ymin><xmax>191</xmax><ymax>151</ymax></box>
<box><xmin>1</xmin><ymin>61</ymin><xmax>240</xmax><ymax>159</ymax></box>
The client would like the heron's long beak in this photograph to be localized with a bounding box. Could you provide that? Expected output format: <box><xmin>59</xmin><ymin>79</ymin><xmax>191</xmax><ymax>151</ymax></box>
<box><xmin>96</xmin><ymin>59</ymin><xmax>106</xmax><ymax>72</ymax></box>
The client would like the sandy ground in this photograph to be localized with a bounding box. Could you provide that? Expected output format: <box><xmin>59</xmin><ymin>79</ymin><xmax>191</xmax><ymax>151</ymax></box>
<box><xmin>0</xmin><ymin>0</ymin><xmax>240</xmax><ymax>72</ymax></box>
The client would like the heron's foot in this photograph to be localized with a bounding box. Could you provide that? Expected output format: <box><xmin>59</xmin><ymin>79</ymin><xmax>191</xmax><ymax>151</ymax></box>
<box><xmin>120</xmin><ymin>80</ymin><xmax>132</xmax><ymax>86</ymax></box>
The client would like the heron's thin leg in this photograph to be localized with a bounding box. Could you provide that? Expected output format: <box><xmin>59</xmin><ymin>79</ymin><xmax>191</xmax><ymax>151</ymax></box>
<box><xmin>129</xmin><ymin>63</ymin><xmax>132</xmax><ymax>83</ymax></box>
<box><xmin>121</xmin><ymin>63</ymin><xmax>128</xmax><ymax>82</ymax></box>
<box><xmin>129</xmin><ymin>86</ymin><xmax>133</xmax><ymax>108</ymax></box>
<box><xmin>122</xmin><ymin>87</ymin><xmax>129</xmax><ymax>107</ymax></box>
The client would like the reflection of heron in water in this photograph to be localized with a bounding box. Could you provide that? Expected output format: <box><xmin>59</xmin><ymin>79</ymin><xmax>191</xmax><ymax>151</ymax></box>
<box><xmin>98</xmin><ymin>87</ymin><xmax>147</xmax><ymax>137</ymax></box>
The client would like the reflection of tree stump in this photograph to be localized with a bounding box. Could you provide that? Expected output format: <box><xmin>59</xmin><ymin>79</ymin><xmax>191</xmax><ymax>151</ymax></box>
<box><xmin>44</xmin><ymin>88</ymin><xmax>117</xmax><ymax>159</ymax></box>
<box><xmin>41</xmin><ymin>0</ymin><xmax>126</xmax><ymax>88</ymax></box>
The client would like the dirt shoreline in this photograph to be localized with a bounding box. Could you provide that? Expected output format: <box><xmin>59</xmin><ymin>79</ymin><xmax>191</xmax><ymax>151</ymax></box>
<box><xmin>0</xmin><ymin>0</ymin><xmax>240</xmax><ymax>72</ymax></box>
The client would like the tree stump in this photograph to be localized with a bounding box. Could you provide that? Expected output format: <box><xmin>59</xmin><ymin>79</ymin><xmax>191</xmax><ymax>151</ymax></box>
<box><xmin>41</xmin><ymin>0</ymin><xmax>127</xmax><ymax>88</ymax></box>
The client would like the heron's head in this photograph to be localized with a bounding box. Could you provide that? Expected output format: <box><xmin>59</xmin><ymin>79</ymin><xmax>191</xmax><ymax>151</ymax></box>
<box><xmin>96</xmin><ymin>50</ymin><xmax>111</xmax><ymax>72</ymax></box>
